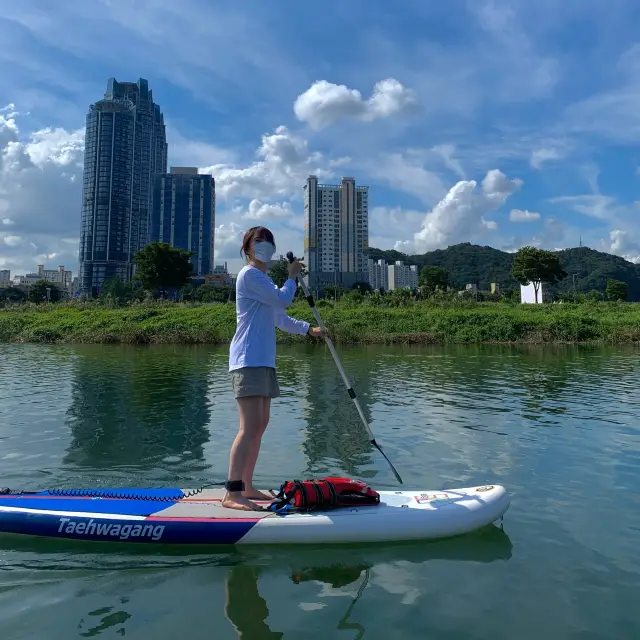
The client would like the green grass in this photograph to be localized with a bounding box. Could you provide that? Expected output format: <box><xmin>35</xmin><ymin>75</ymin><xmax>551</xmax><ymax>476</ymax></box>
<box><xmin>1</xmin><ymin>299</ymin><xmax>639</xmax><ymax>345</ymax></box>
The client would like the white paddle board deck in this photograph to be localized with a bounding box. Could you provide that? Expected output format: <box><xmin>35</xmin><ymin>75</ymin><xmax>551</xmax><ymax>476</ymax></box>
<box><xmin>0</xmin><ymin>484</ymin><xmax>510</xmax><ymax>545</ymax></box>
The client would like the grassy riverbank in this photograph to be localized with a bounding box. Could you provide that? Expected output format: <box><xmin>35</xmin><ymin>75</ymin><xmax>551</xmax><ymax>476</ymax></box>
<box><xmin>1</xmin><ymin>299</ymin><xmax>639</xmax><ymax>344</ymax></box>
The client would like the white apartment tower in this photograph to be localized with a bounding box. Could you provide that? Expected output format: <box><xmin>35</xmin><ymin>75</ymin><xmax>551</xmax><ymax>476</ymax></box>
<box><xmin>388</xmin><ymin>261</ymin><xmax>419</xmax><ymax>290</ymax></box>
<box><xmin>304</xmin><ymin>175</ymin><xmax>369</xmax><ymax>289</ymax></box>
<box><xmin>367</xmin><ymin>258</ymin><xmax>389</xmax><ymax>291</ymax></box>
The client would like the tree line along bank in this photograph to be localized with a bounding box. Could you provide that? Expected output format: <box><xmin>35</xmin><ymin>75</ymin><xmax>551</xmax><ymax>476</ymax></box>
<box><xmin>1</xmin><ymin>242</ymin><xmax>634</xmax><ymax>306</ymax></box>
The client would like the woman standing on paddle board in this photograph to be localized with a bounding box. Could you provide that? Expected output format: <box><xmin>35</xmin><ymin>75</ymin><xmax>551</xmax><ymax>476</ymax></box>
<box><xmin>224</xmin><ymin>226</ymin><xmax>323</xmax><ymax>511</ymax></box>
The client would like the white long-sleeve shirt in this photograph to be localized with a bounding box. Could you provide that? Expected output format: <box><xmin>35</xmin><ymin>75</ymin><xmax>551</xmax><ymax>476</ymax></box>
<box><xmin>229</xmin><ymin>265</ymin><xmax>311</xmax><ymax>371</ymax></box>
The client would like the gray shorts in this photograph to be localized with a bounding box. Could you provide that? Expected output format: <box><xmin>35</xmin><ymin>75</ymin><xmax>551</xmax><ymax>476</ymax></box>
<box><xmin>231</xmin><ymin>366</ymin><xmax>280</xmax><ymax>399</ymax></box>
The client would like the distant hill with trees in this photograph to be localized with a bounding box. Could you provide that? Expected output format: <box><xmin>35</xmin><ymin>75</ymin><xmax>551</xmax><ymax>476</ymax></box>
<box><xmin>367</xmin><ymin>243</ymin><xmax>640</xmax><ymax>301</ymax></box>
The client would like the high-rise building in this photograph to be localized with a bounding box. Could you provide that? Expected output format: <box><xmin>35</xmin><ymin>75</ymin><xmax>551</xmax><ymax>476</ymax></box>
<box><xmin>367</xmin><ymin>258</ymin><xmax>388</xmax><ymax>291</ymax></box>
<box><xmin>0</xmin><ymin>270</ymin><xmax>10</xmax><ymax>283</ymax></box>
<box><xmin>388</xmin><ymin>261</ymin><xmax>418</xmax><ymax>290</ymax></box>
<box><xmin>151</xmin><ymin>167</ymin><xmax>216</xmax><ymax>276</ymax></box>
<box><xmin>78</xmin><ymin>77</ymin><xmax>167</xmax><ymax>295</ymax></box>
<box><xmin>36</xmin><ymin>265</ymin><xmax>73</xmax><ymax>290</ymax></box>
<box><xmin>303</xmin><ymin>175</ymin><xmax>369</xmax><ymax>290</ymax></box>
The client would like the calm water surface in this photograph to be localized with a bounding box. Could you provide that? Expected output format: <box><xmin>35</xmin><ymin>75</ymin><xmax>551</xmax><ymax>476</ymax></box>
<box><xmin>0</xmin><ymin>342</ymin><xmax>638</xmax><ymax>639</ymax></box>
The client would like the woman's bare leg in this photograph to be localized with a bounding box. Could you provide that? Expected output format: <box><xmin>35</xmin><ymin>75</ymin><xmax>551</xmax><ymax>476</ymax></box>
<box><xmin>242</xmin><ymin>397</ymin><xmax>273</xmax><ymax>500</ymax></box>
<box><xmin>222</xmin><ymin>396</ymin><xmax>266</xmax><ymax>511</ymax></box>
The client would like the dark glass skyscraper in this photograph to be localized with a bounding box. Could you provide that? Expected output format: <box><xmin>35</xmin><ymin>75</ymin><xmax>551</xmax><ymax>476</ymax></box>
<box><xmin>151</xmin><ymin>167</ymin><xmax>216</xmax><ymax>276</ymax></box>
<box><xmin>79</xmin><ymin>78</ymin><xmax>167</xmax><ymax>295</ymax></box>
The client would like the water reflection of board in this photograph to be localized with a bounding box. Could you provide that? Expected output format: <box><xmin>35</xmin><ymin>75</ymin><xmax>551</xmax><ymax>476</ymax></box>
<box><xmin>0</xmin><ymin>484</ymin><xmax>510</xmax><ymax>546</ymax></box>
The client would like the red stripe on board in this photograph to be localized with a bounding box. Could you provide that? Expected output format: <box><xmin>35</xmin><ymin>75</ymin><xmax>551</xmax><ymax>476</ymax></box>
<box><xmin>0</xmin><ymin>496</ymin><xmax>125</xmax><ymax>500</ymax></box>
<box><xmin>181</xmin><ymin>498</ymin><xmax>274</xmax><ymax>503</ymax></box>
<box><xmin>0</xmin><ymin>496</ymin><xmax>273</xmax><ymax>504</ymax></box>
<box><xmin>144</xmin><ymin>516</ymin><xmax>263</xmax><ymax>523</ymax></box>
<box><xmin>0</xmin><ymin>495</ymin><xmax>175</xmax><ymax>501</ymax></box>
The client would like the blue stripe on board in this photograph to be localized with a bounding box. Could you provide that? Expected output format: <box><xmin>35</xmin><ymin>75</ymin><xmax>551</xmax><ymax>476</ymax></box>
<box><xmin>0</xmin><ymin>496</ymin><xmax>179</xmax><ymax>517</ymax></box>
<box><xmin>41</xmin><ymin>488</ymin><xmax>186</xmax><ymax>500</ymax></box>
<box><xmin>0</xmin><ymin>511</ymin><xmax>257</xmax><ymax>545</ymax></box>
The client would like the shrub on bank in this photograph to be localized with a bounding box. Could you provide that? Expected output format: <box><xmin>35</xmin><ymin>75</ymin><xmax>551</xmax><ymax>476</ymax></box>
<box><xmin>0</xmin><ymin>298</ymin><xmax>639</xmax><ymax>344</ymax></box>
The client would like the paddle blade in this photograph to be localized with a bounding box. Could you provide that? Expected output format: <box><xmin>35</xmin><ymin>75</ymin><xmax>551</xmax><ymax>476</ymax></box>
<box><xmin>372</xmin><ymin>440</ymin><xmax>403</xmax><ymax>484</ymax></box>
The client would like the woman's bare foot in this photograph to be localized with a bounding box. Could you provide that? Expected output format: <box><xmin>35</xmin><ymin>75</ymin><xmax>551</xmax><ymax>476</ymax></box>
<box><xmin>242</xmin><ymin>488</ymin><xmax>274</xmax><ymax>501</ymax></box>
<box><xmin>222</xmin><ymin>492</ymin><xmax>263</xmax><ymax>511</ymax></box>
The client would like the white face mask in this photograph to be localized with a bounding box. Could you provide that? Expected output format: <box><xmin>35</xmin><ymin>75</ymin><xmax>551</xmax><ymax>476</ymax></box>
<box><xmin>252</xmin><ymin>241</ymin><xmax>275</xmax><ymax>263</ymax></box>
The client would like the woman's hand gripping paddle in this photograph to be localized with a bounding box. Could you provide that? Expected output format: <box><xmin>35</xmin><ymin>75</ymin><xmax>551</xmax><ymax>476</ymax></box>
<box><xmin>286</xmin><ymin>251</ymin><xmax>403</xmax><ymax>484</ymax></box>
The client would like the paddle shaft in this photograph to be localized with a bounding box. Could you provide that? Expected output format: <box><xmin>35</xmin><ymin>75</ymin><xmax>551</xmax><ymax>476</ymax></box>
<box><xmin>285</xmin><ymin>252</ymin><xmax>403</xmax><ymax>484</ymax></box>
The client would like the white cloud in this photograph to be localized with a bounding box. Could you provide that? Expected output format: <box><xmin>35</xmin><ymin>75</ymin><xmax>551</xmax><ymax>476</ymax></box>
<box><xmin>510</xmin><ymin>209</ymin><xmax>541</xmax><ymax>222</ymax></box>
<box><xmin>394</xmin><ymin>180</ymin><xmax>475</xmax><ymax>254</ymax></box>
<box><xmin>394</xmin><ymin>169</ymin><xmax>522</xmax><ymax>253</ymax></box>
<box><xmin>240</xmin><ymin>199</ymin><xmax>294</xmax><ymax>221</ymax></box>
<box><xmin>201</xmin><ymin>125</ymin><xmax>327</xmax><ymax>201</ymax></box>
<box><xmin>548</xmin><ymin>195</ymin><xmax>619</xmax><ymax>221</ymax></box>
<box><xmin>368</xmin><ymin>206</ymin><xmax>426</xmax><ymax>250</ymax></box>
<box><xmin>578</xmin><ymin>162</ymin><xmax>601</xmax><ymax>194</ymax></box>
<box><xmin>24</xmin><ymin>127</ymin><xmax>85</xmax><ymax>166</ymax></box>
<box><xmin>609</xmin><ymin>229</ymin><xmax>640</xmax><ymax>264</ymax></box>
<box><xmin>2</xmin><ymin>235</ymin><xmax>23</xmax><ymax>246</ymax></box>
<box><xmin>431</xmin><ymin>144</ymin><xmax>466</xmax><ymax>179</ymax></box>
<box><xmin>364</xmin><ymin>151</ymin><xmax>448</xmax><ymax>206</ymax></box>
<box><xmin>530</xmin><ymin>147</ymin><xmax>561</xmax><ymax>169</ymax></box>
<box><xmin>214</xmin><ymin>222</ymin><xmax>245</xmax><ymax>262</ymax></box>
<box><xmin>481</xmin><ymin>169</ymin><xmax>523</xmax><ymax>205</ymax></box>
<box><xmin>328</xmin><ymin>156</ymin><xmax>353</xmax><ymax>169</ymax></box>
<box><xmin>293</xmin><ymin>78</ymin><xmax>417</xmax><ymax>130</ymax></box>
<box><xmin>0</xmin><ymin>104</ymin><xmax>85</xmax><ymax>275</ymax></box>
<box><xmin>0</xmin><ymin>104</ymin><xmax>20</xmax><ymax>143</ymax></box>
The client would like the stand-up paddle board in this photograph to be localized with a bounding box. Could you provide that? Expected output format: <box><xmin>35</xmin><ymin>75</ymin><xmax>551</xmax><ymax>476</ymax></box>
<box><xmin>0</xmin><ymin>483</ymin><xmax>509</xmax><ymax>545</ymax></box>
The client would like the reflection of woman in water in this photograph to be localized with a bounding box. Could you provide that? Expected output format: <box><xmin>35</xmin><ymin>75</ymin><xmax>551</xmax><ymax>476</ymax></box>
<box><xmin>222</xmin><ymin>526</ymin><xmax>512</xmax><ymax>637</ymax></box>
<box><xmin>223</xmin><ymin>226</ymin><xmax>322</xmax><ymax>511</ymax></box>
<box><xmin>225</xmin><ymin>565</ymin><xmax>284</xmax><ymax>639</ymax></box>
<box><xmin>224</xmin><ymin>563</ymin><xmax>370</xmax><ymax>639</ymax></box>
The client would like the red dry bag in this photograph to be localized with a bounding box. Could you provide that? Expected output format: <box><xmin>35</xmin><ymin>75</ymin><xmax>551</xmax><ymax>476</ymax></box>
<box><xmin>271</xmin><ymin>477</ymin><xmax>380</xmax><ymax>512</ymax></box>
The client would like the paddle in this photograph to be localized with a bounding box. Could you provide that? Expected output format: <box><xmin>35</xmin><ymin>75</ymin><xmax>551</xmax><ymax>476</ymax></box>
<box><xmin>286</xmin><ymin>251</ymin><xmax>403</xmax><ymax>484</ymax></box>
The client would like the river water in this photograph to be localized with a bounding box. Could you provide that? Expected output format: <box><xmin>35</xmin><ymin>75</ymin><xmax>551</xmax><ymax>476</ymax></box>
<box><xmin>0</xmin><ymin>342</ymin><xmax>638</xmax><ymax>639</ymax></box>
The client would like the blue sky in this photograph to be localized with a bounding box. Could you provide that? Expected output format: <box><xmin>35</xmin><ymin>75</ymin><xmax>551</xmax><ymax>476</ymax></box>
<box><xmin>1</xmin><ymin>0</ymin><xmax>640</xmax><ymax>276</ymax></box>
